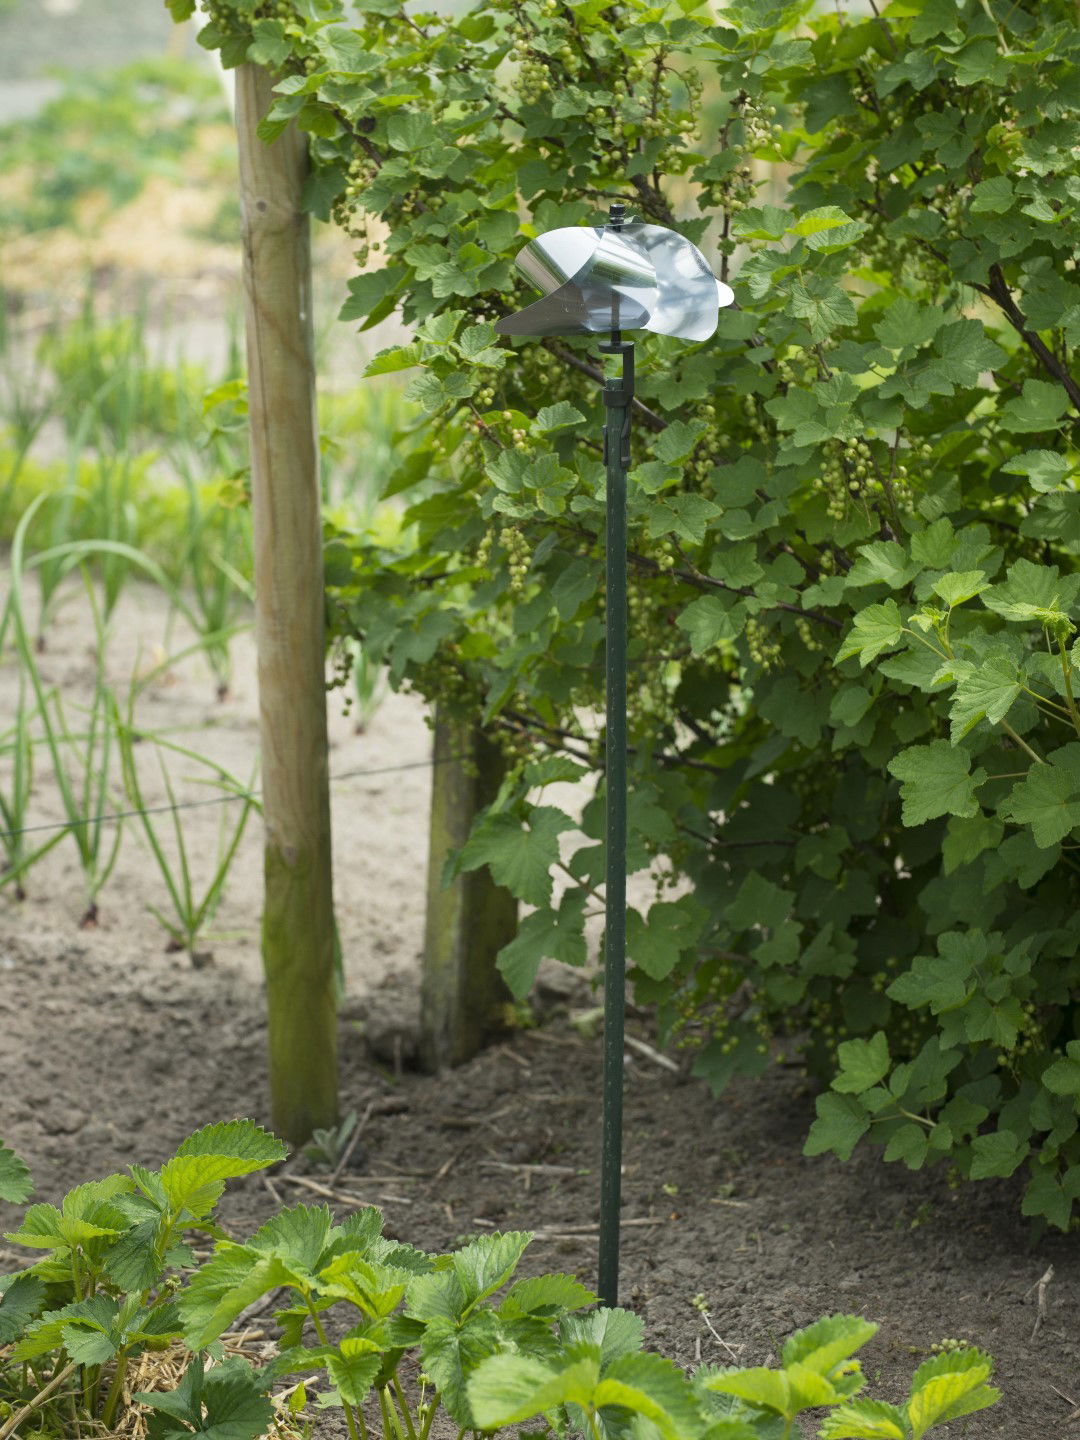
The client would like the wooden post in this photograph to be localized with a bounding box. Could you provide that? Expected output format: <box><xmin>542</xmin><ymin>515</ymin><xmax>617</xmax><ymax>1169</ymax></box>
<box><xmin>236</xmin><ymin>64</ymin><xmax>338</xmax><ymax>1144</ymax></box>
<box><xmin>421</xmin><ymin>711</ymin><xmax>518</xmax><ymax>1071</ymax></box>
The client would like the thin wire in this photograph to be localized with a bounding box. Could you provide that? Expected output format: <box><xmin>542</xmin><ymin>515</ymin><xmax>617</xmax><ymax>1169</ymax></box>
<box><xmin>0</xmin><ymin>753</ymin><xmax>468</xmax><ymax>843</ymax></box>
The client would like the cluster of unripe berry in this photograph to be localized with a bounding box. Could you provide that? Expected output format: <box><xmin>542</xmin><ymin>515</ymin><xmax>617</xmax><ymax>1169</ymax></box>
<box><xmin>744</xmin><ymin>615</ymin><xmax>781</xmax><ymax>672</ymax></box>
<box><xmin>332</xmin><ymin>155</ymin><xmax>380</xmax><ymax>251</ymax></box>
<box><xmin>477</xmin><ymin>523</ymin><xmax>531</xmax><ymax>595</ymax></box>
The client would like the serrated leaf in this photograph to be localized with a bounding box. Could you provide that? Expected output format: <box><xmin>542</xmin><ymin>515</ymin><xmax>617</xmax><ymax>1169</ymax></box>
<box><xmin>594</xmin><ymin>1351</ymin><xmax>704</xmax><ymax>1437</ymax></box>
<box><xmin>500</xmin><ymin>1273</ymin><xmax>596</xmax><ymax>1319</ymax></box>
<box><xmin>327</xmin><ymin>1337</ymin><xmax>383</xmax><ymax>1404</ymax></box>
<box><xmin>0</xmin><ymin>1272</ymin><xmax>45</xmax><ymax>1343</ymax></box>
<box><xmin>948</xmin><ymin>648</ymin><xmax>1021</xmax><ymax>740</ymax></box>
<box><xmin>535</xmin><ymin>401</ymin><xmax>586</xmax><ymax>433</ymax></box>
<box><xmin>782</xmin><ymin>1313</ymin><xmax>877</xmax><ymax>1374</ymax></box>
<box><xmin>888</xmin><ymin>742</ymin><xmax>985</xmax><ymax>825</ymax></box>
<box><xmin>999</xmin><ymin>379</ymin><xmax>1071</xmax><ymax>434</ymax></box>
<box><xmin>1003</xmin><ymin>449</ymin><xmax>1072</xmax><ymax>492</ymax></box>
<box><xmin>561</xmin><ymin>1306</ymin><xmax>645</xmax><ymax>1366</ymax></box>
<box><xmin>159</xmin><ymin>1122</ymin><xmax>288</xmax><ymax>1220</ymax></box>
<box><xmin>180</xmin><ymin>1248</ymin><xmax>294</xmax><ymax>1349</ymax></box>
<box><xmin>1000</xmin><ymin>745</ymin><xmax>1080</xmax><ymax>847</ymax></box>
<box><xmin>468</xmin><ymin>1350</ymin><xmax>598</xmax><ymax>1429</ymax></box>
<box><xmin>5</xmin><ymin>1203</ymin><xmax>121</xmax><ymax>1252</ymax></box>
<box><xmin>931</xmin><ymin>571</ymin><xmax>988</xmax><ymax>608</ymax></box>
<box><xmin>451</xmin><ymin>1229</ymin><xmax>531</xmax><ymax>1310</ymax></box>
<box><xmin>1043</xmin><ymin>1041</ymin><xmax>1080</xmax><ymax>1096</ymax></box>
<box><xmin>677</xmin><ymin>594</ymin><xmax>742</xmax><ymax>654</ymax></box>
<box><xmin>873</xmin><ymin>300</ymin><xmax>946</xmax><ymax>352</ymax></box>
<box><xmin>820</xmin><ymin>1397</ymin><xmax>906</xmax><ymax>1438</ymax></box>
<box><xmin>422</xmin><ymin>1309</ymin><xmax>505</xmax><ymax>1424</ymax></box>
<box><xmin>832</xmin><ymin>1033</ymin><xmax>890</xmax><ymax>1094</ymax></box>
<box><xmin>982</xmin><ymin>557</ymin><xmax>1080</xmax><ymax>625</ymax></box>
<box><xmin>140</xmin><ymin>1355</ymin><xmax>273</xmax><ymax>1440</ymax></box>
<box><xmin>907</xmin><ymin>1350</ymin><xmax>998</xmax><ymax>1438</ymax></box>
<box><xmin>0</xmin><ymin>1141</ymin><xmax>33</xmax><ymax>1204</ymax></box>
<box><xmin>804</xmin><ymin>1094</ymin><xmax>870</xmax><ymax>1162</ymax></box>
<box><xmin>836</xmin><ymin>601</ymin><xmax>905</xmax><ymax>665</ymax></box>
<box><xmin>457</xmin><ymin>806</ymin><xmax>571</xmax><ymax>907</ymax></box>
<box><xmin>703</xmin><ymin>1365</ymin><xmax>790</xmax><ymax>1415</ymax></box>
<box><xmin>968</xmin><ymin>1130</ymin><xmax>1027</xmax><ymax>1180</ymax></box>
<box><xmin>248</xmin><ymin>1203</ymin><xmax>333</xmax><ymax>1273</ymax></box>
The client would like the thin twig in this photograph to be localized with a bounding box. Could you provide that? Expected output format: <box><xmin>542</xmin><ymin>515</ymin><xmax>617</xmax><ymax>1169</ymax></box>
<box><xmin>328</xmin><ymin>1097</ymin><xmax>377</xmax><ymax>1185</ymax></box>
<box><xmin>624</xmin><ymin>1034</ymin><xmax>680</xmax><ymax>1073</ymax></box>
<box><xmin>1028</xmin><ymin>1264</ymin><xmax>1054</xmax><ymax>1340</ymax></box>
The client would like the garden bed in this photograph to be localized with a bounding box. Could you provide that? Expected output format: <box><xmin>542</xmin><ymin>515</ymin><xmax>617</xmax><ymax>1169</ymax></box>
<box><xmin>2</xmin><ymin>895</ymin><xmax>1078</xmax><ymax>1436</ymax></box>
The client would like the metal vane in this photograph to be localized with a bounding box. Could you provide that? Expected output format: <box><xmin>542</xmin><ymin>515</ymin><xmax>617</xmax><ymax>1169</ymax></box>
<box><xmin>497</xmin><ymin>203</ymin><xmax>734</xmax><ymax>1308</ymax></box>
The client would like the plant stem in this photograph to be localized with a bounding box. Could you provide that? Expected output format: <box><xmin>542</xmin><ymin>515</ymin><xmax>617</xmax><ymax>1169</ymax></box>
<box><xmin>307</xmin><ymin>1300</ymin><xmax>366</xmax><ymax>1440</ymax></box>
<box><xmin>1059</xmin><ymin>638</ymin><xmax>1080</xmax><ymax>736</ymax></box>
<box><xmin>1000</xmin><ymin>719</ymin><xmax>1044</xmax><ymax>765</ymax></box>
<box><xmin>418</xmin><ymin>1397</ymin><xmax>440</xmax><ymax>1440</ymax></box>
<box><xmin>101</xmin><ymin>1352</ymin><xmax>128</xmax><ymax>1429</ymax></box>
<box><xmin>392</xmin><ymin>1375</ymin><xmax>419</xmax><ymax>1440</ymax></box>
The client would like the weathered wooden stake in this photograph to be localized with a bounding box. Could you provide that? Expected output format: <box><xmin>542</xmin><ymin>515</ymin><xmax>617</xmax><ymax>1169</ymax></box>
<box><xmin>421</xmin><ymin>711</ymin><xmax>517</xmax><ymax>1071</ymax></box>
<box><xmin>236</xmin><ymin>64</ymin><xmax>338</xmax><ymax>1143</ymax></box>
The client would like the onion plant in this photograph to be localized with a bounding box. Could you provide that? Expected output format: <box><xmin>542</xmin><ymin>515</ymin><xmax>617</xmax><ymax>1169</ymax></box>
<box><xmin>0</xmin><ymin>684</ymin><xmax>65</xmax><ymax>900</ymax></box>
<box><xmin>116</xmin><ymin>704</ymin><xmax>258</xmax><ymax>966</ymax></box>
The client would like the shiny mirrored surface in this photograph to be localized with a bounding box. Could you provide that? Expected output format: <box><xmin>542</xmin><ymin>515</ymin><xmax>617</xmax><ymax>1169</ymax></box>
<box><xmin>496</xmin><ymin>220</ymin><xmax>735</xmax><ymax>341</ymax></box>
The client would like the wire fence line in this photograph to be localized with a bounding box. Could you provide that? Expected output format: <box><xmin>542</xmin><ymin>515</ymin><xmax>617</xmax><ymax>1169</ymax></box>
<box><xmin>0</xmin><ymin>753</ymin><xmax>470</xmax><ymax>843</ymax></box>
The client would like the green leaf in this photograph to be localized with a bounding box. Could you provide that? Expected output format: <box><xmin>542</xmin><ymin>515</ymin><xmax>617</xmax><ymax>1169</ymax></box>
<box><xmin>1000</xmin><ymin>745</ymin><xmax>1080</xmax><ymax>847</ymax></box>
<box><xmin>906</xmin><ymin>1349</ymin><xmax>999</xmax><ymax>1439</ymax></box>
<box><xmin>981</xmin><ymin>557</ymin><xmax>1080</xmax><ymax>626</ymax></box>
<box><xmin>790</xmin><ymin>206</ymin><xmax>866</xmax><ymax>252</ymax></box>
<box><xmin>931</xmin><ymin>571</ymin><xmax>989</xmax><ymax>608</ymax></box>
<box><xmin>452</xmin><ymin>1229</ymin><xmax>532</xmax><ymax>1310</ymax></box>
<box><xmin>968</xmin><ymin>1130</ymin><xmax>1027</xmax><ymax>1180</ymax></box>
<box><xmin>0</xmin><ymin>1272</ymin><xmax>45</xmax><ymax>1343</ymax></box>
<box><xmin>676</xmin><ymin>594</ymin><xmax>741</xmax><ymax>654</ymax></box>
<box><xmin>327</xmin><ymin>1337</ymin><xmax>383</xmax><ymax>1404</ymax></box>
<box><xmin>535</xmin><ymin>401</ymin><xmax>586</xmax><ymax>433</ymax></box>
<box><xmin>496</xmin><ymin>893</ymin><xmax>587</xmax><ymax>997</ymax></box>
<box><xmin>788</xmin><ymin>279</ymin><xmax>857</xmax><ymax>340</ymax></box>
<box><xmin>457</xmin><ymin>806</ymin><xmax>571</xmax><ymax>907</ymax></box>
<box><xmin>703</xmin><ymin>1365</ymin><xmax>790</xmax><ymax>1415</ymax></box>
<box><xmin>500</xmin><ymin>1273</ymin><xmax>596</xmax><ymax>1319</ymax></box>
<box><xmin>888</xmin><ymin>742</ymin><xmax>986</xmax><ymax>825</ymax></box>
<box><xmin>340</xmin><ymin>268</ymin><xmax>405</xmax><ymax>325</ymax></box>
<box><xmin>948</xmin><ymin>648</ymin><xmax>1021</xmax><ymax>740</ymax></box>
<box><xmin>1003</xmin><ymin>450</ymin><xmax>1072</xmax><ymax>493</ymax></box>
<box><xmin>1043</xmin><ymin>1041</ymin><xmax>1080</xmax><ymax>1096</ymax></box>
<box><xmin>782</xmin><ymin>1313</ymin><xmax>877</xmax><ymax>1374</ymax></box>
<box><xmin>836</xmin><ymin>601</ymin><xmax>905</xmax><ymax>665</ymax></box>
<box><xmin>5</xmin><ymin>1203</ymin><xmax>121</xmax><ymax>1252</ymax></box>
<box><xmin>804</xmin><ymin>1093</ymin><xmax>871</xmax><ymax>1162</ymax></box>
<box><xmin>422</xmin><ymin>1310</ymin><xmax>505</xmax><ymax>1425</ymax></box>
<box><xmin>248</xmin><ymin>19</ymin><xmax>292</xmax><ymax>67</ymax></box>
<box><xmin>160</xmin><ymin>1121</ymin><xmax>287</xmax><ymax>1219</ymax></box>
<box><xmin>468</xmin><ymin>1350</ymin><xmax>598</xmax><ymax>1430</ymax></box>
<box><xmin>593</xmin><ymin>1351</ymin><xmax>704</xmax><ymax>1438</ymax></box>
<box><xmin>138</xmin><ymin>1354</ymin><xmax>274</xmax><ymax>1440</ymax></box>
<box><xmin>873</xmin><ymin>300</ymin><xmax>946</xmax><ymax>351</ymax></box>
<box><xmin>627</xmin><ymin>896</ymin><xmax>708</xmax><ymax>981</ymax></box>
<box><xmin>820</xmin><ymin>1397</ymin><xmax>906</xmax><ymax>1439</ymax></box>
<box><xmin>0</xmin><ymin>1142</ymin><xmax>33</xmax><ymax>1204</ymax></box>
<box><xmin>561</xmin><ymin>1305</ymin><xmax>645</xmax><ymax>1364</ymax></box>
<box><xmin>832</xmin><ymin>1033</ymin><xmax>890</xmax><ymax>1094</ymax></box>
<box><xmin>999</xmin><ymin>379</ymin><xmax>1071</xmax><ymax>434</ymax></box>
<box><xmin>179</xmin><ymin>1248</ymin><xmax>293</xmax><ymax>1349</ymax></box>
<box><xmin>645</xmin><ymin>494</ymin><xmax>722</xmax><ymax>546</ymax></box>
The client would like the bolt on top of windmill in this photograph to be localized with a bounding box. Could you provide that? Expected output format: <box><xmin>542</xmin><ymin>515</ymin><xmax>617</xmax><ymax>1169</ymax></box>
<box><xmin>495</xmin><ymin>201</ymin><xmax>736</xmax><ymax>341</ymax></box>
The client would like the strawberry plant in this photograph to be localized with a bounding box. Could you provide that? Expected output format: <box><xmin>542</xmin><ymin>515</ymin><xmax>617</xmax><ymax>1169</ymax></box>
<box><xmin>0</xmin><ymin>1130</ymin><xmax>1002</xmax><ymax>1440</ymax></box>
<box><xmin>172</xmin><ymin>0</ymin><xmax>1080</xmax><ymax>1228</ymax></box>
<box><xmin>0</xmin><ymin>1120</ymin><xmax>286</xmax><ymax>1435</ymax></box>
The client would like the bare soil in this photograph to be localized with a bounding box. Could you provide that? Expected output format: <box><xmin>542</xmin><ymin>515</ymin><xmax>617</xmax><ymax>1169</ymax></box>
<box><xmin>1</xmin><ymin>575</ymin><xmax>1078</xmax><ymax>1439</ymax></box>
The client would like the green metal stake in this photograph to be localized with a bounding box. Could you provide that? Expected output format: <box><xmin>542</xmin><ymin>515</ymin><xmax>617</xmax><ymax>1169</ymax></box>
<box><xmin>493</xmin><ymin>196</ymin><xmax>730</xmax><ymax>1310</ymax></box>
<box><xmin>598</xmin><ymin>207</ymin><xmax>634</xmax><ymax>1305</ymax></box>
